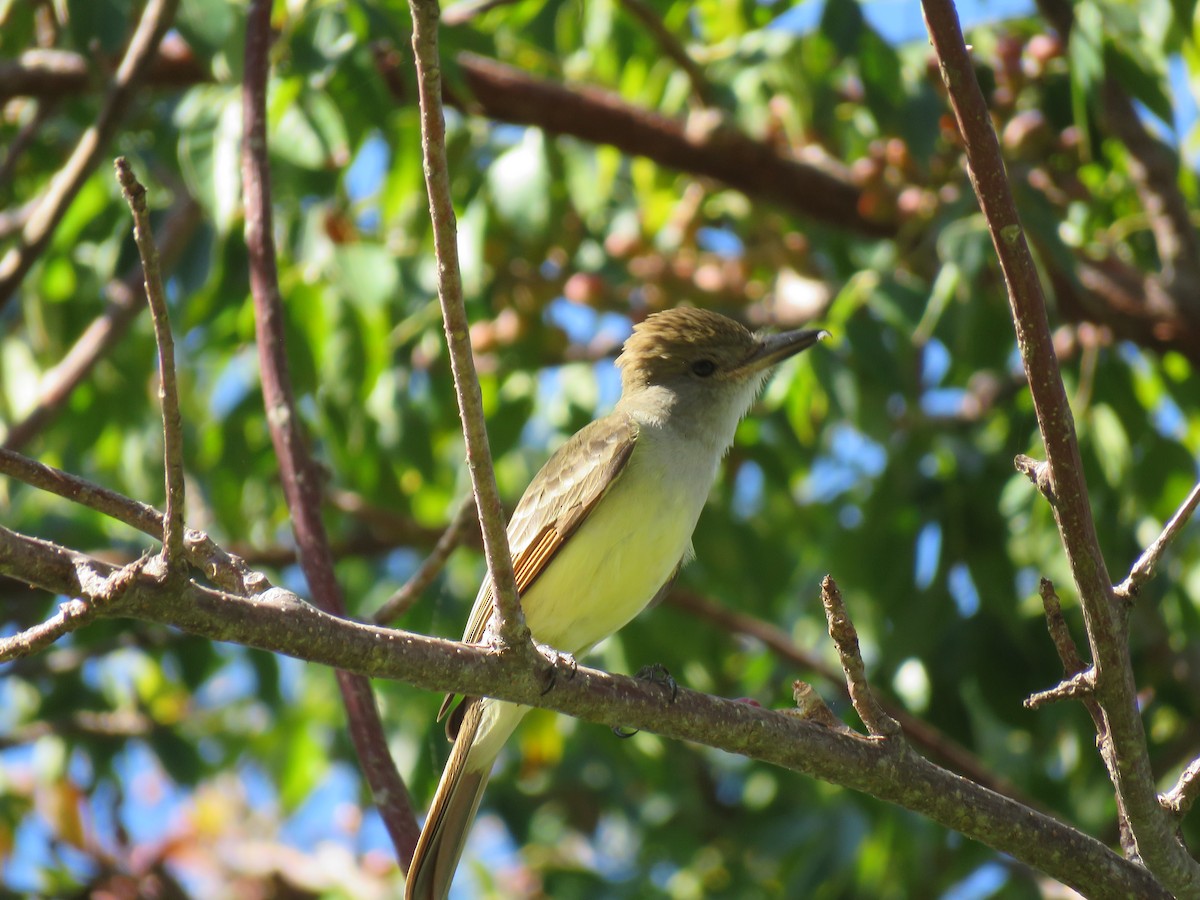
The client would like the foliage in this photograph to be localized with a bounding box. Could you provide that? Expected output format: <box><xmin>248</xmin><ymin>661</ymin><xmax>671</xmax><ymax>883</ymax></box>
<box><xmin>2</xmin><ymin>0</ymin><xmax>1200</xmax><ymax>896</ymax></box>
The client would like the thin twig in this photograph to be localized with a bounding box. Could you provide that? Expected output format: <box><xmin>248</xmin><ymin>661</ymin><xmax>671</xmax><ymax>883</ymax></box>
<box><xmin>1027</xmin><ymin>582</ymin><xmax>1113</xmax><ymax>847</ymax></box>
<box><xmin>1115</xmin><ymin>480</ymin><xmax>1200</xmax><ymax>601</ymax></box>
<box><xmin>617</xmin><ymin>0</ymin><xmax>716</xmax><ymax>108</ymax></box>
<box><xmin>1161</xmin><ymin>756</ymin><xmax>1200</xmax><ymax>820</ymax></box>
<box><xmin>113</xmin><ymin>158</ymin><xmax>186</xmax><ymax>567</ymax></box>
<box><xmin>1099</xmin><ymin>84</ymin><xmax>1200</xmax><ymax>319</ymax></box>
<box><xmin>0</xmin><ymin>447</ymin><xmax>265</xmax><ymax>596</ymax></box>
<box><xmin>407</xmin><ymin>0</ymin><xmax>526</xmax><ymax>647</ymax></box>
<box><xmin>374</xmin><ymin>495</ymin><xmax>476</xmax><ymax>624</ymax></box>
<box><xmin>921</xmin><ymin>1</ymin><xmax>1194</xmax><ymax>887</ymax></box>
<box><xmin>0</xmin><ymin>557</ymin><xmax>145</xmax><ymax>663</ymax></box>
<box><xmin>819</xmin><ymin>576</ymin><xmax>900</xmax><ymax>738</ymax></box>
<box><xmin>0</xmin><ymin>600</ymin><xmax>95</xmax><ymax>662</ymax></box>
<box><xmin>1036</xmin><ymin>578</ymin><xmax>1089</xmax><ymax>676</ymax></box>
<box><xmin>2</xmin><ymin>195</ymin><xmax>201</xmax><ymax>452</ymax></box>
<box><xmin>0</xmin><ymin>97</ymin><xmax>59</xmax><ymax>189</ymax></box>
<box><xmin>241</xmin><ymin>0</ymin><xmax>418</xmax><ymax>864</ymax></box>
<box><xmin>0</xmin><ymin>0</ymin><xmax>179</xmax><ymax>310</ymax></box>
<box><xmin>1024</xmin><ymin>669</ymin><xmax>1098</xmax><ymax>709</ymax></box>
<box><xmin>0</xmin><ymin>710</ymin><xmax>155</xmax><ymax>749</ymax></box>
<box><xmin>667</xmin><ymin>587</ymin><xmax>1032</xmax><ymax>804</ymax></box>
<box><xmin>0</xmin><ymin>446</ymin><xmax>164</xmax><ymax>535</ymax></box>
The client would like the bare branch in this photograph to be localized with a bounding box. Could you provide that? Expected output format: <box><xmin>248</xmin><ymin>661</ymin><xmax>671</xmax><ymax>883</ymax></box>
<box><xmin>920</xmin><ymin>2</ymin><xmax>1195</xmax><ymax>886</ymax></box>
<box><xmin>1116</xmin><ymin>480</ymin><xmax>1200</xmax><ymax>601</ymax></box>
<box><xmin>407</xmin><ymin>0</ymin><xmax>526</xmax><ymax>647</ymax></box>
<box><xmin>242</xmin><ymin>0</ymin><xmax>419</xmax><ymax>862</ymax></box>
<box><xmin>1024</xmin><ymin>669</ymin><xmax>1097</xmax><ymax>710</ymax></box>
<box><xmin>668</xmin><ymin>588</ymin><xmax>1031</xmax><ymax>804</ymax></box>
<box><xmin>1036</xmin><ymin>578</ymin><xmax>1089</xmax><ymax>677</ymax></box>
<box><xmin>373</xmin><ymin>495</ymin><xmax>476</xmax><ymax>625</ymax></box>
<box><xmin>0</xmin><ymin>447</ymin><xmax>266</xmax><ymax>596</ymax></box>
<box><xmin>1028</xmin><ymin>580</ymin><xmax>1134</xmax><ymax>855</ymax></box>
<box><xmin>0</xmin><ymin>0</ymin><xmax>179</xmax><ymax>310</ymax></box>
<box><xmin>0</xmin><ymin>45</ymin><xmax>210</xmax><ymax>100</ymax></box>
<box><xmin>819</xmin><ymin>576</ymin><xmax>900</xmax><ymax>738</ymax></box>
<box><xmin>0</xmin><ymin>709</ymin><xmax>155</xmax><ymax>749</ymax></box>
<box><xmin>363</xmin><ymin>47</ymin><xmax>888</xmax><ymax>238</ymax></box>
<box><xmin>1099</xmin><ymin>79</ymin><xmax>1200</xmax><ymax>322</ymax></box>
<box><xmin>0</xmin><ymin>446</ymin><xmax>164</xmax><ymax>535</ymax></box>
<box><xmin>0</xmin><ymin>97</ymin><xmax>59</xmax><ymax>187</ymax></box>
<box><xmin>113</xmin><ymin>158</ymin><xmax>186</xmax><ymax>568</ymax></box>
<box><xmin>1161</xmin><ymin>756</ymin><xmax>1200</xmax><ymax>820</ymax></box>
<box><xmin>0</xmin><ymin>525</ymin><xmax>1173</xmax><ymax>900</ymax></box>
<box><xmin>0</xmin><ymin>556</ymin><xmax>146</xmax><ymax>663</ymax></box>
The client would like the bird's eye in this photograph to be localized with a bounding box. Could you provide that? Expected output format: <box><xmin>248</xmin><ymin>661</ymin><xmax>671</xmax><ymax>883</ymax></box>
<box><xmin>691</xmin><ymin>359</ymin><xmax>717</xmax><ymax>377</ymax></box>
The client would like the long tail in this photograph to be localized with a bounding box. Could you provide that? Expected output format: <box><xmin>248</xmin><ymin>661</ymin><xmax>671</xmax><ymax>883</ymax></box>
<box><xmin>405</xmin><ymin>699</ymin><xmax>526</xmax><ymax>900</ymax></box>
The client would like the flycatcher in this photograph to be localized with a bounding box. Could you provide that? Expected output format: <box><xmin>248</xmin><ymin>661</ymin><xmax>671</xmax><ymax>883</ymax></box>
<box><xmin>406</xmin><ymin>307</ymin><xmax>827</xmax><ymax>899</ymax></box>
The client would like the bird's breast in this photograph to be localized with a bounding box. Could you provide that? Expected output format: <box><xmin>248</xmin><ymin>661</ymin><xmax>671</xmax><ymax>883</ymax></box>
<box><xmin>518</xmin><ymin>430</ymin><xmax>717</xmax><ymax>654</ymax></box>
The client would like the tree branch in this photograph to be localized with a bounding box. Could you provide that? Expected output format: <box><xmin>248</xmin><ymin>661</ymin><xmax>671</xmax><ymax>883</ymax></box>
<box><xmin>113</xmin><ymin>158</ymin><xmax>186</xmax><ymax>567</ymax></box>
<box><xmin>921</xmin><ymin>2</ymin><xmax>1198</xmax><ymax>890</ymax></box>
<box><xmin>363</xmin><ymin>47</ymin><xmax>889</xmax><ymax>238</ymax></box>
<box><xmin>1099</xmin><ymin>71</ymin><xmax>1200</xmax><ymax>322</ymax></box>
<box><xmin>0</xmin><ymin>446</ymin><xmax>264</xmax><ymax>597</ymax></box>
<box><xmin>0</xmin><ymin>554</ymin><xmax>146</xmax><ymax>663</ymax></box>
<box><xmin>1162</xmin><ymin>755</ymin><xmax>1200</xmax><ymax>820</ymax></box>
<box><xmin>373</xmin><ymin>495</ymin><xmax>476</xmax><ymax>625</ymax></box>
<box><xmin>819</xmin><ymin>576</ymin><xmax>901</xmax><ymax>738</ymax></box>
<box><xmin>667</xmin><ymin>588</ymin><xmax>1033</xmax><ymax>805</ymax></box>
<box><xmin>1115</xmin><ymin>479</ymin><xmax>1200</xmax><ymax>601</ymax></box>
<box><xmin>241</xmin><ymin>0</ymin><xmax>419</xmax><ymax>863</ymax></box>
<box><xmin>0</xmin><ymin>525</ymin><xmax>1172</xmax><ymax>900</ymax></box>
<box><xmin>0</xmin><ymin>0</ymin><xmax>179</xmax><ymax>311</ymax></box>
<box><xmin>407</xmin><ymin>0</ymin><xmax>526</xmax><ymax>647</ymax></box>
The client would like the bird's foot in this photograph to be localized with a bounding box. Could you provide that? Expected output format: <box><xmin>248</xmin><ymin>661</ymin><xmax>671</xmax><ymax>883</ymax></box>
<box><xmin>536</xmin><ymin>644</ymin><xmax>578</xmax><ymax>696</ymax></box>
<box><xmin>612</xmin><ymin>664</ymin><xmax>678</xmax><ymax>739</ymax></box>
<box><xmin>635</xmin><ymin>663</ymin><xmax>678</xmax><ymax>702</ymax></box>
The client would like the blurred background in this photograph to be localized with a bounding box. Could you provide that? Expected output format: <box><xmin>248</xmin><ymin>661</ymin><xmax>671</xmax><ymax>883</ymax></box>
<box><xmin>3</xmin><ymin>0</ymin><xmax>1200</xmax><ymax>896</ymax></box>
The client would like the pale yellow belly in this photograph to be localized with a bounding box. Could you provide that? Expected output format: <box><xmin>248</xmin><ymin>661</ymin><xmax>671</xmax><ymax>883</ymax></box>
<box><xmin>518</xmin><ymin>444</ymin><xmax>707</xmax><ymax>654</ymax></box>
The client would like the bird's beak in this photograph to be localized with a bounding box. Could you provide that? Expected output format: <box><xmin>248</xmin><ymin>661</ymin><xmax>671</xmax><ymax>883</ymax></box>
<box><xmin>739</xmin><ymin>327</ymin><xmax>830</xmax><ymax>375</ymax></box>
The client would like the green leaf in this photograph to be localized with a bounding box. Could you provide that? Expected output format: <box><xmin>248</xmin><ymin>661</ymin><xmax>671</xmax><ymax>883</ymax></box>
<box><xmin>1104</xmin><ymin>43</ymin><xmax>1173</xmax><ymax>125</ymax></box>
<box><xmin>65</xmin><ymin>0</ymin><xmax>133</xmax><ymax>54</ymax></box>
<box><xmin>149</xmin><ymin>729</ymin><xmax>205</xmax><ymax>784</ymax></box>
<box><xmin>176</xmin><ymin>86</ymin><xmax>244</xmax><ymax>233</ymax></box>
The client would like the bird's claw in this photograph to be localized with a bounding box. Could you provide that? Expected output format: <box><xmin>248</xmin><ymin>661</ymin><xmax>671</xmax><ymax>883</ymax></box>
<box><xmin>635</xmin><ymin>663</ymin><xmax>678</xmax><ymax>702</ymax></box>
<box><xmin>537</xmin><ymin>644</ymin><xmax>578</xmax><ymax>696</ymax></box>
<box><xmin>613</xmin><ymin>665</ymin><xmax>678</xmax><ymax>738</ymax></box>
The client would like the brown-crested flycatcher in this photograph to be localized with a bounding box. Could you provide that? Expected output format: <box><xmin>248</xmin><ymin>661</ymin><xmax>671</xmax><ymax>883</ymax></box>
<box><xmin>406</xmin><ymin>307</ymin><xmax>827</xmax><ymax>899</ymax></box>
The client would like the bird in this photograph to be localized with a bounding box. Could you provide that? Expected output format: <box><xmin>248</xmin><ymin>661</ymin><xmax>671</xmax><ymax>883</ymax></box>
<box><xmin>405</xmin><ymin>306</ymin><xmax>828</xmax><ymax>899</ymax></box>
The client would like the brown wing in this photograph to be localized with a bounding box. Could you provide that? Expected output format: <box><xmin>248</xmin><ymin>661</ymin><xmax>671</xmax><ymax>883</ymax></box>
<box><xmin>438</xmin><ymin>412</ymin><xmax>639</xmax><ymax>731</ymax></box>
